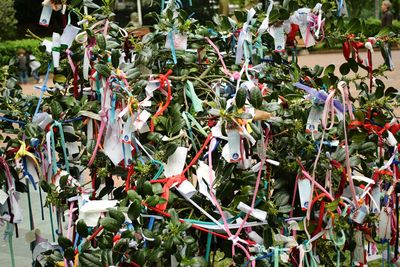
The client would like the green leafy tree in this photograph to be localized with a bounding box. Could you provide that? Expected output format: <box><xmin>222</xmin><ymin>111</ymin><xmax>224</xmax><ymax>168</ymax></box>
<box><xmin>0</xmin><ymin>0</ymin><xmax>17</xmax><ymax>40</ymax></box>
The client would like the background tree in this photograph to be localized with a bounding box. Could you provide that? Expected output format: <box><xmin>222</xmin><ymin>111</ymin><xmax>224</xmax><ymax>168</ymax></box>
<box><xmin>0</xmin><ymin>0</ymin><xmax>17</xmax><ymax>40</ymax></box>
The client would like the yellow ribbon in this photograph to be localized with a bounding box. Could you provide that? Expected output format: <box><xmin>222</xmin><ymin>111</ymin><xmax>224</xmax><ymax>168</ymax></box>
<box><xmin>14</xmin><ymin>141</ymin><xmax>42</xmax><ymax>177</ymax></box>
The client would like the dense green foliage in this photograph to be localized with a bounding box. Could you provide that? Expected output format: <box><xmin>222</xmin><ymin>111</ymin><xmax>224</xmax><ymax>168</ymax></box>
<box><xmin>0</xmin><ymin>0</ymin><xmax>399</xmax><ymax>267</ymax></box>
<box><xmin>0</xmin><ymin>0</ymin><xmax>17</xmax><ymax>40</ymax></box>
<box><xmin>0</xmin><ymin>39</ymin><xmax>42</xmax><ymax>66</ymax></box>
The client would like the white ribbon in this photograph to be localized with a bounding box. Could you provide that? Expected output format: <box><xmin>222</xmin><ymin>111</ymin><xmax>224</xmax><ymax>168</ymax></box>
<box><xmin>258</xmin><ymin>0</ymin><xmax>274</xmax><ymax>35</ymax></box>
<box><xmin>52</xmin><ymin>33</ymin><xmax>61</xmax><ymax>68</ymax></box>
<box><xmin>235</xmin><ymin>8</ymin><xmax>256</xmax><ymax>64</ymax></box>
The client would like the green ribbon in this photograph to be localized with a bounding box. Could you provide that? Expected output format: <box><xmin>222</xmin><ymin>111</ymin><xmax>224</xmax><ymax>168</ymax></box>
<box><xmin>5</xmin><ymin>222</ymin><xmax>15</xmax><ymax>267</ymax></box>
<box><xmin>161</xmin><ymin>0</ymin><xmax>165</xmax><ymax>13</ymax></box>
<box><xmin>256</xmin><ymin>35</ymin><xmax>264</xmax><ymax>59</ymax></box>
<box><xmin>52</xmin><ymin>46</ymin><xmax>61</xmax><ymax>53</ymax></box>
<box><xmin>184</xmin><ymin>112</ymin><xmax>208</xmax><ymax>137</ymax></box>
<box><xmin>302</xmin><ymin>241</ymin><xmax>318</xmax><ymax>267</ymax></box>
<box><xmin>50</xmin><ymin>121</ymin><xmax>70</xmax><ymax>174</ymax></box>
<box><xmin>292</xmin><ymin>45</ymin><xmax>298</xmax><ymax>64</ymax></box>
<box><xmin>185</xmin><ymin>81</ymin><xmax>204</xmax><ymax>113</ymax></box>
<box><xmin>329</xmin><ymin>228</ymin><xmax>345</xmax><ymax>267</ymax></box>
<box><xmin>204</xmin><ymin>233</ymin><xmax>212</xmax><ymax>262</ymax></box>
<box><xmin>182</xmin><ymin>112</ymin><xmax>197</xmax><ymax>152</ymax></box>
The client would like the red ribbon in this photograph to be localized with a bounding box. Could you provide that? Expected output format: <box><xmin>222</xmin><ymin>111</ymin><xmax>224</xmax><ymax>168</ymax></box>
<box><xmin>151</xmin><ymin>133</ymin><xmax>213</xmax><ymax>211</ymax></box>
<box><xmin>150</xmin><ymin>69</ymin><xmax>173</xmax><ymax>132</ymax></box>
<box><xmin>156</xmin><ymin>174</ymin><xmax>186</xmax><ymax>211</ymax></box>
<box><xmin>342</xmin><ymin>35</ymin><xmax>365</xmax><ymax>64</ymax></box>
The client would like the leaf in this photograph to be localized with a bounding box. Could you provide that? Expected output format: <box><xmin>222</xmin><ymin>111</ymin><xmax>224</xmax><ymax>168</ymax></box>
<box><xmin>98</xmin><ymin>235</ymin><xmax>113</xmax><ymax>250</ymax></box>
<box><xmin>339</xmin><ymin>63</ymin><xmax>350</xmax><ymax>75</ymax></box>
<box><xmin>179</xmin><ymin>221</ymin><xmax>192</xmax><ymax>231</ymax></box>
<box><xmin>324</xmin><ymin>64</ymin><xmax>335</xmax><ymax>75</ymax></box>
<box><xmin>58</xmin><ymin>236</ymin><xmax>73</xmax><ymax>250</ymax></box>
<box><xmin>375</xmin><ymin>79</ymin><xmax>385</xmax><ymax>98</ymax></box>
<box><xmin>264</xmin><ymin>102</ymin><xmax>281</xmax><ymax>112</ymax></box>
<box><xmin>108</xmin><ymin>209</ymin><xmax>125</xmax><ymax>225</ymax></box>
<box><xmin>350</xmin><ymin>156</ymin><xmax>361</xmax><ymax>167</ymax></box>
<box><xmin>235</xmin><ymin>87</ymin><xmax>246</xmax><ymax>108</ymax></box>
<box><xmin>53</xmin><ymin>74</ymin><xmax>67</xmax><ymax>84</ymax></box>
<box><xmin>346</xmin><ymin>18</ymin><xmax>361</xmax><ymax>34</ymax></box>
<box><xmin>127</xmin><ymin>199</ymin><xmax>141</xmax><ymax>221</ymax></box>
<box><xmin>83</xmin><ymin>0</ymin><xmax>100</xmax><ymax>9</ymax></box>
<box><xmin>79</xmin><ymin>252</ymin><xmax>102</xmax><ymax>267</ymax></box>
<box><xmin>99</xmin><ymin>217</ymin><xmax>121</xmax><ymax>232</ymax></box>
<box><xmin>70</xmin><ymin>0</ymin><xmax>83</xmax><ymax>7</ymax></box>
<box><xmin>59</xmin><ymin>175</ymin><xmax>68</xmax><ymax>189</ymax></box>
<box><xmin>96</xmin><ymin>33</ymin><xmax>106</xmax><ymax>50</ymax></box>
<box><xmin>168</xmin><ymin>208</ymin><xmax>179</xmax><ymax>225</ymax></box>
<box><xmin>351</xmin><ymin>132</ymin><xmax>367</xmax><ymax>145</ymax></box>
<box><xmin>111</xmin><ymin>49</ymin><xmax>120</xmax><ymax>68</ymax></box>
<box><xmin>236</xmin><ymin>112</ymin><xmax>253</xmax><ymax>120</ymax></box>
<box><xmin>40</xmin><ymin>180</ymin><xmax>51</xmax><ymax>193</ymax></box>
<box><xmin>50</xmin><ymin>100</ymin><xmax>63</xmax><ymax>120</ymax></box>
<box><xmin>143</xmin><ymin>181</ymin><xmax>153</xmax><ymax>195</ymax></box>
<box><xmin>385</xmin><ymin>87</ymin><xmax>398</xmax><ymax>97</ymax></box>
<box><xmin>278</xmin><ymin>205</ymin><xmax>292</xmax><ymax>213</ymax></box>
<box><xmin>169</xmin><ymin>119</ymin><xmax>185</xmax><ymax>136</ymax></box>
<box><xmin>95</xmin><ymin>63</ymin><xmax>111</xmax><ymax>78</ymax></box>
<box><xmin>274</xmin><ymin>191</ymin><xmax>290</xmax><ymax>206</ymax></box>
<box><xmin>127</xmin><ymin>190</ymin><xmax>141</xmax><ymax>202</ymax></box>
<box><xmin>376</xmin><ymin>26</ymin><xmax>391</xmax><ymax>38</ymax></box>
<box><xmin>348</xmin><ymin>58</ymin><xmax>358</xmax><ymax>73</ymax></box>
<box><xmin>278</xmin><ymin>8</ymin><xmax>290</xmax><ymax>20</ymax></box>
<box><xmin>112</xmin><ymin>239</ymin><xmax>129</xmax><ymax>265</ymax></box>
<box><xmin>64</xmin><ymin>247</ymin><xmax>75</xmax><ymax>261</ymax></box>
<box><xmin>325</xmin><ymin>199</ymin><xmax>340</xmax><ymax>212</ymax></box>
<box><xmin>359</xmin><ymin>142</ymin><xmax>376</xmax><ymax>153</ymax></box>
<box><xmin>165</xmin><ymin>143</ymin><xmax>178</xmax><ymax>158</ymax></box>
<box><xmin>296</xmin><ymin>132</ymin><xmax>308</xmax><ymax>145</ymax></box>
<box><xmin>152</xmin><ymin>183</ymin><xmax>163</xmax><ymax>195</ymax></box>
<box><xmin>249</xmin><ymin>87</ymin><xmax>263</xmax><ymax>109</ymax></box>
<box><xmin>77</xmin><ymin>220</ymin><xmax>88</xmax><ymax>238</ymax></box>
<box><xmin>147</xmin><ymin>132</ymin><xmax>163</xmax><ymax>143</ymax></box>
<box><xmin>234</xmin><ymin>11</ymin><xmax>246</xmax><ymax>23</ymax></box>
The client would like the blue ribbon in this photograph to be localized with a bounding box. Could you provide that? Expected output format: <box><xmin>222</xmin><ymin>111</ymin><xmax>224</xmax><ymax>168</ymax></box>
<box><xmin>110</xmin><ymin>92</ymin><xmax>116</xmax><ymax>124</ymax></box>
<box><xmin>168</xmin><ymin>31</ymin><xmax>178</xmax><ymax>65</ymax></box>
<box><xmin>22</xmin><ymin>157</ymin><xmax>37</xmax><ymax>190</ymax></box>
<box><xmin>34</xmin><ymin>63</ymin><xmax>52</xmax><ymax>116</ymax></box>
<box><xmin>0</xmin><ymin>116</ymin><xmax>26</xmax><ymax>126</ymax></box>
<box><xmin>337</xmin><ymin>0</ymin><xmax>344</xmax><ymax>16</ymax></box>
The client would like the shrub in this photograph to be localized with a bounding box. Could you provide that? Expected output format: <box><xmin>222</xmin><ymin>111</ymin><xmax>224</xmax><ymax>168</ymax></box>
<box><xmin>363</xmin><ymin>18</ymin><xmax>400</xmax><ymax>37</ymax></box>
<box><xmin>0</xmin><ymin>39</ymin><xmax>42</xmax><ymax>66</ymax></box>
<box><xmin>0</xmin><ymin>0</ymin><xmax>17</xmax><ymax>40</ymax></box>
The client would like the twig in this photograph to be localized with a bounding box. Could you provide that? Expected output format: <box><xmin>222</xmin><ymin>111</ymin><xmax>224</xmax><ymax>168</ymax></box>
<box><xmin>199</xmin><ymin>60</ymin><xmax>218</xmax><ymax>79</ymax></box>
<box><xmin>271</xmin><ymin>129</ymin><xmax>289</xmax><ymax>138</ymax></box>
<box><xmin>26</xmin><ymin>29</ymin><xmax>43</xmax><ymax>42</ymax></box>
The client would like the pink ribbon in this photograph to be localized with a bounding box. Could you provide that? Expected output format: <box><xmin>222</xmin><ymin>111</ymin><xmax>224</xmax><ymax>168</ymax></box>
<box><xmin>205</xmin><ymin>37</ymin><xmax>232</xmax><ymax>78</ymax></box>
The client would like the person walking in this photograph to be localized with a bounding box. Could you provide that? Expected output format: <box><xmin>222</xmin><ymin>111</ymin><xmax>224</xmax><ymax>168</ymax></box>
<box><xmin>28</xmin><ymin>52</ymin><xmax>42</xmax><ymax>84</ymax></box>
<box><xmin>15</xmin><ymin>48</ymin><xmax>29</xmax><ymax>84</ymax></box>
<box><xmin>381</xmin><ymin>0</ymin><xmax>394</xmax><ymax>70</ymax></box>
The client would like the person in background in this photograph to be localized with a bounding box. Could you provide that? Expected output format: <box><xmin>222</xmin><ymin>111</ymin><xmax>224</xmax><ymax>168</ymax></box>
<box><xmin>16</xmin><ymin>48</ymin><xmax>29</xmax><ymax>84</ymax></box>
<box><xmin>381</xmin><ymin>0</ymin><xmax>394</xmax><ymax>70</ymax></box>
<box><xmin>382</xmin><ymin>0</ymin><xmax>394</xmax><ymax>27</ymax></box>
<box><xmin>28</xmin><ymin>52</ymin><xmax>42</xmax><ymax>84</ymax></box>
